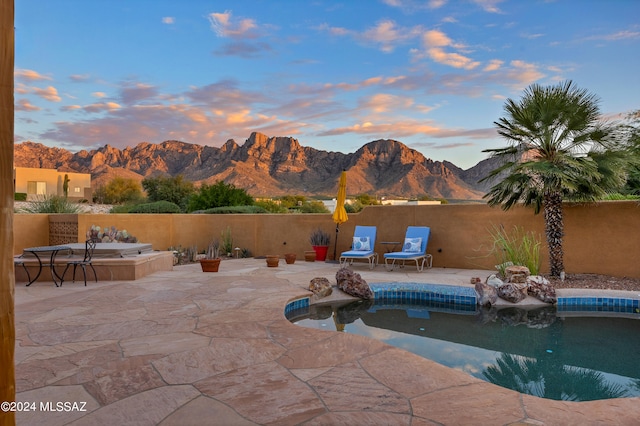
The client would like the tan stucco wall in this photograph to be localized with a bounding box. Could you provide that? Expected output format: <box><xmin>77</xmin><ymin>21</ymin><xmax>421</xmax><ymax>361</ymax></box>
<box><xmin>13</xmin><ymin>201</ymin><xmax>640</xmax><ymax>277</ymax></box>
<box><xmin>14</xmin><ymin>167</ymin><xmax>91</xmax><ymax>200</ymax></box>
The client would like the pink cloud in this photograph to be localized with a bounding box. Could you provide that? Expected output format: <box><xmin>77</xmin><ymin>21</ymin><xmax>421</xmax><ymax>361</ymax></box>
<box><xmin>14</xmin><ymin>69</ymin><xmax>52</xmax><ymax>81</ymax></box>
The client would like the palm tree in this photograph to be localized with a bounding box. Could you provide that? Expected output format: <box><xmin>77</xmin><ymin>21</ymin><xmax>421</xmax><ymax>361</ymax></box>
<box><xmin>481</xmin><ymin>81</ymin><xmax>628</xmax><ymax>277</ymax></box>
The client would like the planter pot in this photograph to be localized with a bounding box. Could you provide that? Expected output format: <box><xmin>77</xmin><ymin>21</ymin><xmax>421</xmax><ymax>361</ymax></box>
<box><xmin>304</xmin><ymin>250</ymin><xmax>317</xmax><ymax>262</ymax></box>
<box><xmin>200</xmin><ymin>258</ymin><xmax>221</xmax><ymax>272</ymax></box>
<box><xmin>284</xmin><ymin>253</ymin><xmax>297</xmax><ymax>264</ymax></box>
<box><xmin>266</xmin><ymin>255</ymin><xmax>280</xmax><ymax>267</ymax></box>
<box><xmin>312</xmin><ymin>245</ymin><xmax>329</xmax><ymax>262</ymax></box>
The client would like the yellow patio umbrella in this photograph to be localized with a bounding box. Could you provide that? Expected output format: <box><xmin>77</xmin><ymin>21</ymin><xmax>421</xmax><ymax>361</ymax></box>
<box><xmin>331</xmin><ymin>170</ymin><xmax>348</xmax><ymax>261</ymax></box>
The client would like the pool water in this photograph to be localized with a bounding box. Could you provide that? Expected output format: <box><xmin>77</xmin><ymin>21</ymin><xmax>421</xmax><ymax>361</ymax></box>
<box><xmin>292</xmin><ymin>299</ymin><xmax>640</xmax><ymax>401</ymax></box>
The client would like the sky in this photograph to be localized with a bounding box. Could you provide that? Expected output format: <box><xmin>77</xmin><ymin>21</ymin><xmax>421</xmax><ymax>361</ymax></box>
<box><xmin>13</xmin><ymin>0</ymin><xmax>640</xmax><ymax>170</ymax></box>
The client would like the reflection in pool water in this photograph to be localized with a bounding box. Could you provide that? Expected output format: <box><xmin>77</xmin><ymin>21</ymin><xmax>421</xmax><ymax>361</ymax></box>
<box><xmin>292</xmin><ymin>299</ymin><xmax>640</xmax><ymax>401</ymax></box>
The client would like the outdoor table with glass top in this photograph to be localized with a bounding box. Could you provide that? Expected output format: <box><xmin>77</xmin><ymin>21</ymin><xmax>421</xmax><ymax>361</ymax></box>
<box><xmin>22</xmin><ymin>245</ymin><xmax>71</xmax><ymax>286</ymax></box>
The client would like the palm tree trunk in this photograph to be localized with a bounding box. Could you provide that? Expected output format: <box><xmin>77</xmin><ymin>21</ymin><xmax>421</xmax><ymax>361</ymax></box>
<box><xmin>0</xmin><ymin>1</ymin><xmax>15</xmax><ymax>424</ymax></box>
<box><xmin>544</xmin><ymin>192</ymin><xmax>564</xmax><ymax>277</ymax></box>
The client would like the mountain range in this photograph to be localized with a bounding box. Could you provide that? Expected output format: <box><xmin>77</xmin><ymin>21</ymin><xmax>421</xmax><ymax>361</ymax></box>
<box><xmin>14</xmin><ymin>132</ymin><xmax>504</xmax><ymax>200</ymax></box>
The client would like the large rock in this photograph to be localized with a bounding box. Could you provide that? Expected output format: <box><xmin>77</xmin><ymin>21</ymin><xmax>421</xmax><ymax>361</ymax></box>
<box><xmin>309</xmin><ymin>277</ymin><xmax>333</xmax><ymax>298</ymax></box>
<box><xmin>527</xmin><ymin>275</ymin><xmax>557</xmax><ymax>304</ymax></box>
<box><xmin>497</xmin><ymin>282</ymin><xmax>527</xmax><ymax>303</ymax></box>
<box><xmin>485</xmin><ymin>274</ymin><xmax>504</xmax><ymax>288</ymax></box>
<box><xmin>475</xmin><ymin>282</ymin><xmax>498</xmax><ymax>307</ymax></box>
<box><xmin>505</xmin><ymin>265</ymin><xmax>530</xmax><ymax>283</ymax></box>
<box><xmin>335</xmin><ymin>268</ymin><xmax>373</xmax><ymax>299</ymax></box>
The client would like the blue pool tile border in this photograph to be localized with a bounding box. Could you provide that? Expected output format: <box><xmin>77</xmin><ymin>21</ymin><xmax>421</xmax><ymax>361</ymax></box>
<box><xmin>284</xmin><ymin>285</ymin><xmax>640</xmax><ymax>319</ymax></box>
<box><xmin>557</xmin><ymin>296</ymin><xmax>640</xmax><ymax>314</ymax></box>
<box><xmin>284</xmin><ymin>297</ymin><xmax>310</xmax><ymax>320</ymax></box>
<box><xmin>370</xmin><ymin>282</ymin><xmax>477</xmax><ymax>307</ymax></box>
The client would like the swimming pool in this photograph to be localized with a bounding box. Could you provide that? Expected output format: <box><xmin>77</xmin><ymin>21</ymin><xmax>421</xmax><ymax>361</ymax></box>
<box><xmin>286</xmin><ymin>283</ymin><xmax>640</xmax><ymax>402</ymax></box>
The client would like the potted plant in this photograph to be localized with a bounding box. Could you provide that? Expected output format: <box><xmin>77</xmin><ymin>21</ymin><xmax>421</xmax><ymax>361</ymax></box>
<box><xmin>309</xmin><ymin>228</ymin><xmax>331</xmax><ymax>261</ymax></box>
<box><xmin>200</xmin><ymin>239</ymin><xmax>221</xmax><ymax>272</ymax></box>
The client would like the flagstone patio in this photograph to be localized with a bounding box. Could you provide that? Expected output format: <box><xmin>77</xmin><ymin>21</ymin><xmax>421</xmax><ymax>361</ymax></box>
<box><xmin>12</xmin><ymin>258</ymin><xmax>640</xmax><ymax>425</ymax></box>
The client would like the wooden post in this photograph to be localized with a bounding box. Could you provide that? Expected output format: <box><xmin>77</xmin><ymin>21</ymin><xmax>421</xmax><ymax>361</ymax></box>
<box><xmin>0</xmin><ymin>0</ymin><xmax>15</xmax><ymax>425</ymax></box>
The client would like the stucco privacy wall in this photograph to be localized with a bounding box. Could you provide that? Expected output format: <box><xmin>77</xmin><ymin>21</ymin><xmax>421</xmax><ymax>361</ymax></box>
<box><xmin>12</xmin><ymin>201</ymin><xmax>640</xmax><ymax>277</ymax></box>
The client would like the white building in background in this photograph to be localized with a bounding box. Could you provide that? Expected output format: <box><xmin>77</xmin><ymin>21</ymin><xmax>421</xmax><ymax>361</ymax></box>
<box><xmin>322</xmin><ymin>198</ymin><xmax>441</xmax><ymax>211</ymax></box>
<box><xmin>14</xmin><ymin>167</ymin><xmax>92</xmax><ymax>201</ymax></box>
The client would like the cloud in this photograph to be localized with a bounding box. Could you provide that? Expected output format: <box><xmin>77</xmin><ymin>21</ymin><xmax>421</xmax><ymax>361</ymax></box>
<box><xmin>360</xmin><ymin>20</ymin><xmax>423</xmax><ymax>53</ymax></box>
<box><xmin>208</xmin><ymin>10</ymin><xmax>259</xmax><ymax>39</ymax></box>
<box><xmin>317</xmin><ymin>20</ymin><xmax>422</xmax><ymax>53</ymax></box>
<box><xmin>382</xmin><ymin>0</ymin><xmax>447</xmax><ymax>10</ymax></box>
<box><xmin>15</xmin><ymin>69</ymin><xmax>52</xmax><ymax>81</ymax></box>
<box><xmin>427</xmin><ymin>48</ymin><xmax>480</xmax><ymax>69</ymax></box>
<box><xmin>70</xmin><ymin>74</ymin><xmax>91</xmax><ymax>82</ymax></box>
<box><xmin>83</xmin><ymin>102</ymin><xmax>121</xmax><ymax>113</ymax></box>
<box><xmin>162</xmin><ymin>17</ymin><xmax>175</xmax><ymax>25</ymax></box>
<box><xmin>213</xmin><ymin>41</ymin><xmax>272</xmax><ymax>58</ymax></box>
<box><xmin>591</xmin><ymin>30</ymin><xmax>640</xmax><ymax>41</ymax></box>
<box><xmin>471</xmin><ymin>0</ymin><xmax>504</xmax><ymax>13</ymax></box>
<box><xmin>33</xmin><ymin>86</ymin><xmax>61</xmax><ymax>102</ymax></box>
<box><xmin>15</xmin><ymin>99</ymin><xmax>40</xmax><ymax>111</ymax></box>
<box><xmin>317</xmin><ymin>119</ymin><xmax>447</xmax><ymax>138</ymax></box>
<box><xmin>360</xmin><ymin>93</ymin><xmax>430</xmax><ymax>114</ymax></box>
<box><xmin>119</xmin><ymin>82</ymin><xmax>159</xmax><ymax>105</ymax></box>
<box><xmin>92</xmin><ymin>92</ymin><xmax>107</xmax><ymax>98</ymax></box>
<box><xmin>315</xmin><ymin>23</ymin><xmax>352</xmax><ymax>37</ymax></box>
<box><xmin>415</xmin><ymin>30</ymin><xmax>480</xmax><ymax>69</ymax></box>
<box><xmin>502</xmin><ymin>60</ymin><xmax>546</xmax><ymax>89</ymax></box>
<box><xmin>483</xmin><ymin>59</ymin><xmax>503</xmax><ymax>72</ymax></box>
<box><xmin>423</xmin><ymin>29</ymin><xmax>452</xmax><ymax>48</ymax></box>
<box><xmin>61</xmin><ymin>105</ymin><xmax>82</xmax><ymax>111</ymax></box>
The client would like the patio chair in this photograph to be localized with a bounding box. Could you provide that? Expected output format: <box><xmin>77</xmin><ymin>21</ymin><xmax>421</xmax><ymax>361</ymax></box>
<box><xmin>60</xmin><ymin>239</ymin><xmax>98</xmax><ymax>286</ymax></box>
<box><xmin>339</xmin><ymin>225</ymin><xmax>378</xmax><ymax>269</ymax></box>
<box><xmin>383</xmin><ymin>226</ymin><xmax>432</xmax><ymax>272</ymax></box>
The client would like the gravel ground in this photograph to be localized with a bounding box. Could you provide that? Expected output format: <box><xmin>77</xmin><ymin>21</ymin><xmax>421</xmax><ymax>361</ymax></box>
<box><xmin>14</xmin><ymin>201</ymin><xmax>113</xmax><ymax>214</ymax></box>
<box><xmin>551</xmin><ymin>274</ymin><xmax>640</xmax><ymax>292</ymax></box>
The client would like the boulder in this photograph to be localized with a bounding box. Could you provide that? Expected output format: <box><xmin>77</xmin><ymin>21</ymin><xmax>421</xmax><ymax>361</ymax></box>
<box><xmin>527</xmin><ymin>275</ymin><xmax>557</xmax><ymax>304</ymax></box>
<box><xmin>505</xmin><ymin>265</ymin><xmax>530</xmax><ymax>283</ymax></box>
<box><xmin>335</xmin><ymin>268</ymin><xmax>374</xmax><ymax>299</ymax></box>
<box><xmin>497</xmin><ymin>282</ymin><xmax>527</xmax><ymax>303</ymax></box>
<box><xmin>475</xmin><ymin>282</ymin><xmax>498</xmax><ymax>307</ymax></box>
<box><xmin>309</xmin><ymin>277</ymin><xmax>333</xmax><ymax>298</ymax></box>
<box><xmin>485</xmin><ymin>274</ymin><xmax>504</xmax><ymax>288</ymax></box>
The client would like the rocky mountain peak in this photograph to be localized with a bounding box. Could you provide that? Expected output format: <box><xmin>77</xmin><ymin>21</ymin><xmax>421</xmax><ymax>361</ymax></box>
<box><xmin>14</xmin><ymin>134</ymin><xmax>490</xmax><ymax>199</ymax></box>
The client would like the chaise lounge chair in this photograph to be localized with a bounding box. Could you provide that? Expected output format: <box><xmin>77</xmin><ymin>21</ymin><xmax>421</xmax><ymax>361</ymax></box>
<box><xmin>339</xmin><ymin>225</ymin><xmax>378</xmax><ymax>269</ymax></box>
<box><xmin>383</xmin><ymin>226</ymin><xmax>432</xmax><ymax>272</ymax></box>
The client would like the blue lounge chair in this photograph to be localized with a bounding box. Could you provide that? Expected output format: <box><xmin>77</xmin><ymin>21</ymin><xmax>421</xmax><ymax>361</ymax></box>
<box><xmin>383</xmin><ymin>226</ymin><xmax>432</xmax><ymax>272</ymax></box>
<box><xmin>339</xmin><ymin>225</ymin><xmax>378</xmax><ymax>269</ymax></box>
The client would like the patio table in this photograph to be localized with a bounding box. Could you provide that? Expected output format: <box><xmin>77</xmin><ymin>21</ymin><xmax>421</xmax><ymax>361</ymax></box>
<box><xmin>23</xmin><ymin>245</ymin><xmax>71</xmax><ymax>286</ymax></box>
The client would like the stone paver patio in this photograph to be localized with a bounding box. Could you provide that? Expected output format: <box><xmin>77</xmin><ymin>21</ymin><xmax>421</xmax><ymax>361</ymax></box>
<box><xmin>11</xmin><ymin>258</ymin><xmax>640</xmax><ymax>425</ymax></box>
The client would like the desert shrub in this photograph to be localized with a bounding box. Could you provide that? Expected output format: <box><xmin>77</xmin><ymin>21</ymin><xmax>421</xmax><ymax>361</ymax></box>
<box><xmin>93</xmin><ymin>177</ymin><xmax>143</xmax><ymax>204</ymax></box>
<box><xmin>254</xmin><ymin>199</ymin><xmax>288</xmax><ymax>213</ymax></box>
<box><xmin>127</xmin><ymin>201</ymin><xmax>182</xmax><ymax>213</ymax></box>
<box><xmin>200</xmin><ymin>205</ymin><xmax>267</xmax><ymax>214</ymax></box>
<box><xmin>345</xmin><ymin>200</ymin><xmax>363</xmax><ymax>213</ymax></box>
<box><xmin>488</xmin><ymin>225</ymin><xmax>541</xmax><ymax>277</ymax></box>
<box><xmin>18</xmin><ymin>195</ymin><xmax>82</xmax><ymax>213</ymax></box>
<box><xmin>299</xmin><ymin>200</ymin><xmax>329</xmax><ymax>213</ymax></box>
<box><xmin>142</xmin><ymin>174</ymin><xmax>195</xmax><ymax>211</ymax></box>
<box><xmin>186</xmin><ymin>181</ymin><xmax>254</xmax><ymax>212</ymax></box>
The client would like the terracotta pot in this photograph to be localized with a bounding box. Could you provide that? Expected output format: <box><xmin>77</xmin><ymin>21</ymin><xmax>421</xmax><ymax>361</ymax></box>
<box><xmin>284</xmin><ymin>253</ymin><xmax>296</xmax><ymax>264</ymax></box>
<box><xmin>312</xmin><ymin>245</ymin><xmax>329</xmax><ymax>261</ymax></box>
<box><xmin>304</xmin><ymin>250</ymin><xmax>316</xmax><ymax>262</ymax></box>
<box><xmin>266</xmin><ymin>255</ymin><xmax>280</xmax><ymax>267</ymax></box>
<box><xmin>200</xmin><ymin>258</ymin><xmax>221</xmax><ymax>272</ymax></box>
